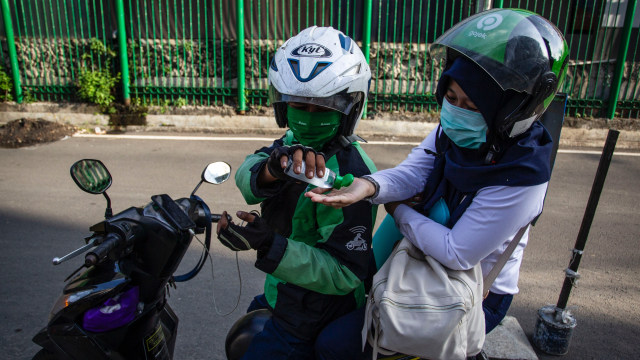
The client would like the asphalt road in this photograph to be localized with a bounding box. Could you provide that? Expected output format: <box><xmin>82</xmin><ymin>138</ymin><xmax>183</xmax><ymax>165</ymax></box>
<box><xmin>1</xmin><ymin>133</ymin><xmax>638</xmax><ymax>360</ymax></box>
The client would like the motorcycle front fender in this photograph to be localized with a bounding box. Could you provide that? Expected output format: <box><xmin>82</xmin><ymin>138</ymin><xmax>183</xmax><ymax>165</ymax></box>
<box><xmin>32</xmin><ymin>326</ymin><xmax>62</xmax><ymax>356</ymax></box>
<box><xmin>32</xmin><ymin>321</ymin><xmax>118</xmax><ymax>360</ymax></box>
<box><xmin>32</xmin><ymin>305</ymin><xmax>178</xmax><ymax>360</ymax></box>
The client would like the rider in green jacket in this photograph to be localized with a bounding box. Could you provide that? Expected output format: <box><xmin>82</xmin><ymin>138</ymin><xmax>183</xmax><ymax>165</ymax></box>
<box><xmin>216</xmin><ymin>26</ymin><xmax>377</xmax><ymax>360</ymax></box>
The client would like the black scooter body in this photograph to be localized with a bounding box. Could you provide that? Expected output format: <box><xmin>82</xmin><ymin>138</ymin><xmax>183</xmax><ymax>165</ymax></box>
<box><xmin>32</xmin><ymin>160</ymin><xmax>230</xmax><ymax>360</ymax></box>
<box><xmin>32</xmin><ymin>213</ymin><xmax>182</xmax><ymax>360</ymax></box>
<box><xmin>33</xmin><ymin>286</ymin><xmax>178</xmax><ymax>360</ymax></box>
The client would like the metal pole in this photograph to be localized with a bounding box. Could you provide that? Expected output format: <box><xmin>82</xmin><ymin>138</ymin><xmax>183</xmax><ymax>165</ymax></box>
<box><xmin>606</xmin><ymin>0</ymin><xmax>637</xmax><ymax>119</ymax></box>
<box><xmin>476</xmin><ymin>0</ymin><xmax>489</xmax><ymax>13</ymax></box>
<box><xmin>236</xmin><ymin>0</ymin><xmax>246</xmax><ymax>114</ymax></box>
<box><xmin>115</xmin><ymin>0</ymin><xmax>130</xmax><ymax>106</ymax></box>
<box><xmin>493</xmin><ymin>0</ymin><xmax>503</xmax><ymax>9</ymax></box>
<box><xmin>0</xmin><ymin>0</ymin><xmax>23</xmax><ymax>103</ymax></box>
<box><xmin>556</xmin><ymin>129</ymin><xmax>619</xmax><ymax>310</ymax></box>
<box><xmin>361</xmin><ymin>0</ymin><xmax>372</xmax><ymax>119</ymax></box>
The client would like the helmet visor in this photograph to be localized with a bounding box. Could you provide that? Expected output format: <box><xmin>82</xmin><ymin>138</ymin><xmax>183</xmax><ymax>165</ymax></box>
<box><xmin>269</xmin><ymin>85</ymin><xmax>363</xmax><ymax>115</ymax></box>
<box><xmin>431</xmin><ymin>9</ymin><xmax>566</xmax><ymax>94</ymax></box>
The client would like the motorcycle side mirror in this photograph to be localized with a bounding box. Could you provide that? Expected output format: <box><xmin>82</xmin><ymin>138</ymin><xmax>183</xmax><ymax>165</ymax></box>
<box><xmin>191</xmin><ymin>162</ymin><xmax>231</xmax><ymax>197</ymax></box>
<box><xmin>70</xmin><ymin>159</ymin><xmax>112</xmax><ymax>194</ymax></box>
<box><xmin>70</xmin><ymin>159</ymin><xmax>113</xmax><ymax>218</ymax></box>
<box><xmin>202</xmin><ymin>162</ymin><xmax>231</xmax><ymax>184</ymax></box>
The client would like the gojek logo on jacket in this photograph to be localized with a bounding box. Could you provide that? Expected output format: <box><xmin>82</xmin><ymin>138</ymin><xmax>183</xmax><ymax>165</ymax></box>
<box><xmin>346</xmin><ymin>226</ymin><xmax>368</xmax><ymax>251</ymax></box>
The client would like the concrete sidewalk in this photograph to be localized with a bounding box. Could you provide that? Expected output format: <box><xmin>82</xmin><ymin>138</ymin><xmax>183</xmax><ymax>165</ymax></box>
<box><xmin>1</xmin><ymin>103</ymin><xmax>640</xmax><ymax>150</ymax></box>
<box><xmin>141</xmin><ymin>113</ymin><xmax>640</xmax><ymax>150</ymax></box>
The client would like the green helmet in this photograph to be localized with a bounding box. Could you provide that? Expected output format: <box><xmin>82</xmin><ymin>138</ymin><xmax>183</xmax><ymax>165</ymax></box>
<box><xmin>430</xmin><ymin>8</ymin><xmax>569</xmax><ymax>138</ymax></box>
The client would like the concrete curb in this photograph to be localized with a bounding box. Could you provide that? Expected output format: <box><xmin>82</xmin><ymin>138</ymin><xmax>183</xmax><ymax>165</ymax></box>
<box><xmin>485</xmin><ymin>316</ymin><xmax>539</xmax><ymax>360</ymax></box>
<box><xmin>2</xmin><ymin>108</ymin><xmax>639</xmax><ymax>150</ymax></box>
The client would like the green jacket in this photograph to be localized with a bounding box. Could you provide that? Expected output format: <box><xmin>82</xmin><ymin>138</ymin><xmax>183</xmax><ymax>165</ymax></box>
<box><xmin>235</xmin><ymin>131</ymin><xmax>377</xmax><ymax>340</ymax></box>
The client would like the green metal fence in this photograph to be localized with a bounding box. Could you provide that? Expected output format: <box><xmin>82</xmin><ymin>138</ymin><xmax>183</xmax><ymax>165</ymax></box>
<box><xmin>124</xmin><ymin>0</ymin><xmax>238</xmax><ymax>106</ymax></box>
<box><xmin>1</xmin><ymin>0</ymin><xmax>638</xmax><ymax>119</ymax></box>
<box><xmin>1</xmin><ymin>0</ymin><xmax>118</xmax><ymax>101</ymax></box>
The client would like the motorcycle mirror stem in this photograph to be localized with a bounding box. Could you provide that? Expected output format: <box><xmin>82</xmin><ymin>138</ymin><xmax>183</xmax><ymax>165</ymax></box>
<box><xmin>190</xmin><ymin>180</ymin><xmax>205</xmax><ymax>198</ymax></box>
<box><xmin>103</xmin><ymin>192</ymin><xmax>113</xmax><ymax>219</ymax></box>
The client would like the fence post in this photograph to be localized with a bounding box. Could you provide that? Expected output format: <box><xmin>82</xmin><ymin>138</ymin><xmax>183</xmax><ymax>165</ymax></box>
<box><xmin>115</xmin><ymin>0</ymin><xmax>130</xmax><ymax>105</ymax></box>
<box><xmin>236</xmin><ymin>0</ymin><xmax>246</xmax><ymax>114</ymax></box>
<box><xmin>606</xmin><ymin>0</ymin><xmax>637</xmax><ymax>119</ymax></box>
<box><xmin>493</xmin><ymin>0</ymin><xmax>504</xmax><ymax>8</ymax></box>
<box><xmin>0</xmin><ymin>0</ymin><xmax>22</xmax><ymax>103</ymax></box>
<box><xmin>361</xmin><ymin>0</ymin><xmax>372</xmax><ymax>118</ymax></box>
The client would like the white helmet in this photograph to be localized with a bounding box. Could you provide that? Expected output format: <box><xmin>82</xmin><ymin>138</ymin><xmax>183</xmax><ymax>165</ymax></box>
<box><xmin>268</xmin><ymin>26</ymin><xmax>371</xmax><ymax>137</ymax></box>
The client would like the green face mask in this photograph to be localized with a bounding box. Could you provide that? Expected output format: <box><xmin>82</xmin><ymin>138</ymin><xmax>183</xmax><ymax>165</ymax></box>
<box><xmin>287</xmin><ymin>105</ymin><xmax>342</xmax><ymax>150</ymax></box>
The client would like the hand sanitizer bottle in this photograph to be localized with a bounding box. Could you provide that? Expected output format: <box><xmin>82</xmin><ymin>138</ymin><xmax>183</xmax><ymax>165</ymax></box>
<box><xmin>284</xmin><ymin>159</ymin><xmax>354</xmax><ymax>189</ymax></box>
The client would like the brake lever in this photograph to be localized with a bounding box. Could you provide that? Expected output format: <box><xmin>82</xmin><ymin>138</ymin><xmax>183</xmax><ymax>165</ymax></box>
<box><xmin>52</xmin><ymin>236</ymin><xmax>100</xmax><ymax>265</ymax></box>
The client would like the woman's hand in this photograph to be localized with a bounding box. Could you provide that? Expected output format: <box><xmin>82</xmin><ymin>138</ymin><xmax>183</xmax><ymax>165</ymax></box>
<box><xmin>384</xmin><ymin>201</ymin><xmax>402</xmax><ymax>216</ymax></box>
<box><xmin>384</xmin><ymin>195</ymin><xmax>423</xmax><ymax>216</ymax></box>
<box><xmin>305</xmin><ymin>177</ymin><xmax>376</xmax><ymax>208</ymax></box>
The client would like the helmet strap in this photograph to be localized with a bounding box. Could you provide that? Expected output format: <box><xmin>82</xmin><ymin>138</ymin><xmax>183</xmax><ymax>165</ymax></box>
<box><xmin>498</xmin><ymin>94</ymin><xmax>533</xmax><ymax>138</ymax></box>
<box><xmin>483</xmin><ymin>134</ymin><xmax>502</xmax><ymax>165</ymax></box>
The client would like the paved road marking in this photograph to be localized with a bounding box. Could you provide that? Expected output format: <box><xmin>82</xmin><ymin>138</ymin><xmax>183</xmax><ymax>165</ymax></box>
<box><xmin>73</xmin><ymin>134</ymin><xmax>640</xmax><ymax>156</ymax></box>
<box><xmin>75</xmin><ymin>133</ymin><xmax>275</xmax><ymax>142</ymax></box>
<box><xmin>557</xmin><ymin>149</ymin><xmax>640</xmax><ymax>156</ymax></box>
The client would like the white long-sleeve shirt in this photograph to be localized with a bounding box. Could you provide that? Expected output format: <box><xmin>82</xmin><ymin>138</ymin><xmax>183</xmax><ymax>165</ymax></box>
<box><xmin>369</xmin><ymin>128</ymin><xmax>547</xmax><ymax>295</ymax></box>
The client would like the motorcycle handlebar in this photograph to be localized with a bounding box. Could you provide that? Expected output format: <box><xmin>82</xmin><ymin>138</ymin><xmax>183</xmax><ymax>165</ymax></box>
<box><xmin>84</xmin><ymin>233</ymin><xmax>123</xmax><ymax>266</ymax></box>
<box><xmin>211</xmin><ymin>213</ymin><xmax>232</xmax><ymax>223</ymax></box>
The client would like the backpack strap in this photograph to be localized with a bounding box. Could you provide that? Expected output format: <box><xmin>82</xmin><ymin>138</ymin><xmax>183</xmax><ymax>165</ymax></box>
<box><xmin>482</xmin><ymin>222</ymin><xmax>530</xmax><ymax>297</ymax></box>
<box><xmin>367</xmin><ymin>310</ymin><xmax>397</xmax><ymax>359</ymax></box>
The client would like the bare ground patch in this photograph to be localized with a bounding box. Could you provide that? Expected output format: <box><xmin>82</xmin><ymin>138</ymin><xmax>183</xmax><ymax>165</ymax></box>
<box><xmin>0</xmin><ymin>118</ymin><xmax>77</xmax><ymax>148</ymax></box>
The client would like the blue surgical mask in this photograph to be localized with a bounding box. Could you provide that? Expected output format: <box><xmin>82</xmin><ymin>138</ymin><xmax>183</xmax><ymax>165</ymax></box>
<box><xmin>440</xmin><ymin>97</ymin><xmax>488</xmax><ymax>149</ymax></box>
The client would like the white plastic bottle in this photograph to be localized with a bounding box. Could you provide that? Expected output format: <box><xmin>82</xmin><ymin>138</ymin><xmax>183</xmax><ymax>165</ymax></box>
<box><xmin>284</xmin><ymin>159</ymin><xmax>354</xmax><ymax>189</ymax></box>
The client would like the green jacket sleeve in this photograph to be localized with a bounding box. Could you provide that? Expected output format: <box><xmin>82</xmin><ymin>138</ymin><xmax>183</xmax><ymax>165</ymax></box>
<box><xmin>235</xmin><ymin>152</ymin><xmax>269</xmax><ymax>205</ymax></box>
<box><xmin>235</xmin><ymin>137</ymin><xmax>288</xmax><ymax>205</ymax></box>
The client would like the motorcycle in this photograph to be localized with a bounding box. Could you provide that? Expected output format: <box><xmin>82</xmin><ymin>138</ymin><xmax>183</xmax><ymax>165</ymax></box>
<box><xmin>32</xmin><ymin>159</ymin><xmax>232</xmax><ymax>360</ymax></box>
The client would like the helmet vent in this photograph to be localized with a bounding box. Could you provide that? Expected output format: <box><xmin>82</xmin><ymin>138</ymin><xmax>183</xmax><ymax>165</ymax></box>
<box><xmin>341</xmin><ymin>64</ymin><xmax>361</xmax><ymax>77</ymax></box>
<box><xmin>339</xmin><ymin>33</ymin><xmax>352</xmax><ymax>51</ymax></box>
<box><xmin>287</xmin><ymin>59</ymin><xmax>332</xmax><ymax>82</ymax></box>
<box><xmin>270</xmin><ymin>58</ymin><xmax>278</xmax><ymax>72</ymax></box>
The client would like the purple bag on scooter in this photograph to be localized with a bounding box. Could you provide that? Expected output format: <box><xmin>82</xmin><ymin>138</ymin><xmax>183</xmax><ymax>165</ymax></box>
<box><xmin>82</xmin><ymin>286</ymin><xmax>139</xmax><ymax>332</ymax></box>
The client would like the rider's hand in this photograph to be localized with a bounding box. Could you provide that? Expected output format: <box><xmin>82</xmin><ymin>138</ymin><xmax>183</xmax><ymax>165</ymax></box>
<box><xmin>305</xmin><ymin>177</ymin><xmax>376</xmax><ymax>209</ymax></box>
<box><xmin>216</xmin><ymin>211</ymin><xmax>274</xmax><ymax>251</ymax></box>
<box><xmin>265</xmin><ymin>145</ymin><xmax>326</xmax><ymax>181</ymax></box>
